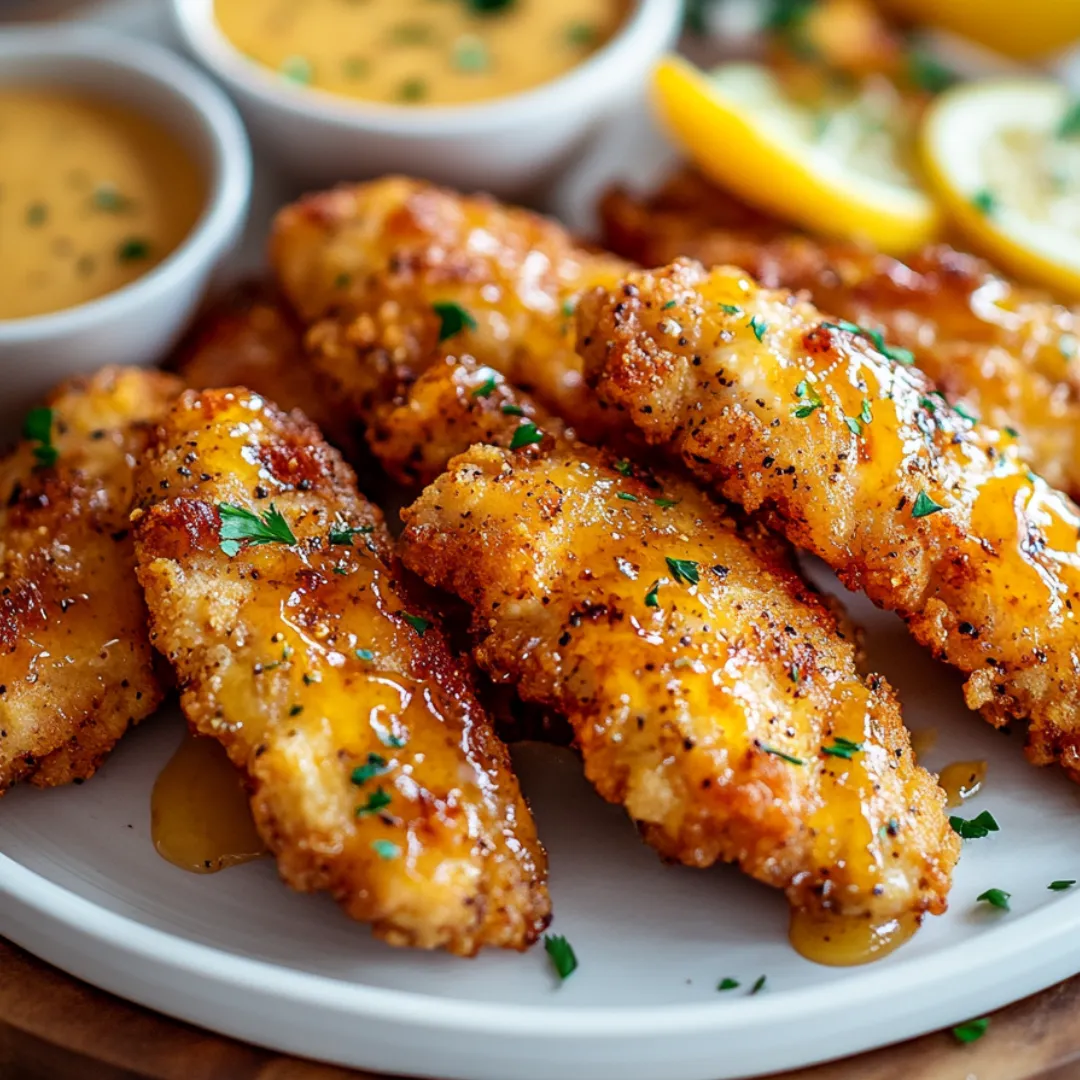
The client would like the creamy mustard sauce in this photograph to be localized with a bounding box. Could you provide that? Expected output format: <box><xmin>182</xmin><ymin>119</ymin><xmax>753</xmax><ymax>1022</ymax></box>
<box><xmin>0</xmin><ymin>92</ymin><xmax>204</xmax><ymax>321</ymax></box>
<box><xmin>214</xmin><ymin>0</ymin><xmax>629</xmax><ymax>106</ymax></box>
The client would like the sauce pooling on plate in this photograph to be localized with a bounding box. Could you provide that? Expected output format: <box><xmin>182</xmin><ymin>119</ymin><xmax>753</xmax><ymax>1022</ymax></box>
<box><xmin>214</xmin><ymin>0</ymin><xmax>629</xmax><ymax>106</ymax></box>
<box><xmin>0</xmin><ymin>91</ymin><xmax>204</xmax><ymax>321</ymax></box>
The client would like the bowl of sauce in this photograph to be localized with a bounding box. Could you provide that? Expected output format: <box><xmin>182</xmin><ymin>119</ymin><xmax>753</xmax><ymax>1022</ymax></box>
<box><xmin>170</xmin><ymin>0</ymin><xmax>681</xmax><ymax>196</ymax></box>
<box><xmin>0</xmin><ymin>28</ymin><xmax>251</xmax><ymax>423</ymax></box>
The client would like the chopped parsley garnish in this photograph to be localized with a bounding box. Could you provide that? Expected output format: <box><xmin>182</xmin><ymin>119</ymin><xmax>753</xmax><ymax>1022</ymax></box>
<box><xmin>950</xmin><ymin>809</ymin><xmax>999</xmax><ymax>840</ymax></box>
<box><xmin>117</xmin><ymin>237</ymin><xmax>151</xmax><ymax>262</ymax></box>
<box><xmin>466</xmin><ymin>0</ymin><xmax>516</xmax><ymax>12</ymax></box>
<box><xmin>844</xmin><ymin>416</ymin><xmax>862</xmax><ymax>437</ymax></box>
<box><xmin>398</xmin><ymin>77</ymin><xmax>428</xmax><ymax>102</ymax></box>
<box><xmin>910</xmin><ymin>491</ymin><xmax>944</xmax><ymax>519</ymax></box>
<box><xmin>616</xmin><ymin>492</ymin><xmax>638</xmax><ymax>502</ymax></box>
<box><xmin>822</xmin><ymin>319</ymin><xmax>913</xmax><ymax>365</ymax></box>
<box><xmin>662</xmin><ymin>299</ymin><xmax>677</xmax><ymax>310</ymax></box>
<box><xmin>976</xmin><ymin>887</ymin><xmax>1010</xmax><ymax>911</ymax></box>
<box><xmin>1059</xmin><ymin>101</ymin><xmax>1080</xmax><ymax>139</ymax></box>
<box><xmin>218</xmin><ymin>503</ymin><xmax>297</xmax><ymax>557</ymax></box>
<box><xmin>501</xmin><ymin>403</ymin><xmax>525</xmax><ymax>416</ymax></box>
<box><xmin>330</xmin><ymin>523</ymin><xmax>374</xmax><ymax>546</ymax></box>
<box><xmin>509</xmin><ymin>421</ymin><xmax>543</xmax><ymax>450</ymax></box>
<box><xmin>971</xmin><ymin>188</ymin><xmax>998</xmax><ymax>215</ymax></box>
<box><xmin>860</xmin><ymin>399</ymin><xmax>873</xmax><ymax>426</ymax></box>
<box><xmin>719</xmin><ymin>303</ymin><xmax>743</xmax><ymax>315</ymax></box>
<box><xmin>654</xmin><ymin>497</ymin><xmax>678</xmax><ymax>509</ymax></box>
<box><xmin>748</xmin><ymin>315</ymin><xmax>767</xmax><ymax>342</ymax></box>
<box><xmin>952</xmin><ymin>1017</ymin><xmax>989</xmax><ymax>1044</ymax></box>
<box><xmin>401</xmin><ymin>612</ymin><xmax>432</xmax><ymax>637</ymax></box>
<box><xmin>280</xmin><ymin>55</ymin><xmax>313</xmax><ymax>83</ymax></box>
<box><xmin>1049</xmin><ymin>880</ymin><xmax>1076</xmax><ymax>891</ymax></box>
<box><xmin>22</xmin><ymin>406</ymin><xmax>57</xmax><ymax>468</ymax></box>
<box><xmin>472</xmin><ymin>375</ymin><xmax>498</xmax><ymax>398</ymax></box>
<box><xmin>953</xmin><ymin>401</ymin><xmax>979</xmax><ymax>424</ymax></box>
<box><xmin>356</xmin><ymin>648</ymin><xmax>375</xmax><ymax>662</ymax></box>
<box><xmin>334</xmin><ymin>272</ymin><xmax>351</xmax><ymax>289</ymax></box>
<box><xmin>749</xmin><ymin>974</ymin><xmax>767</xmax><ymax>995</ymax></box>
<box><xmin>371</xmin><ymin>839</ymin><xmax>401</xmax><ymax>860</ymax></box>
<box><xmin>1004</xmin><ymin>426</ymin><xmax>1019</xmax><ymax>438</ymax></box>
<box><xmin>433</xmin><ymin>301</ymin><xmax>477</xmax><ymax>341</ymax></box>
<box><xmin>763</xmin><ymin>745</ymin><xmax>805</xmax><ymax>766</ymax></box>
<box><xmin>544</xmin><ymin>934</ymin><xmax>578</xmax><ymax>980</ymax></box>
<box><xmin>561</xmin><ymin>298</ymin><xmax>576</xmax><ymax>318</ymax></box>
<box><xmin>644</xmin><ymin>580</ymin><xmax>661</xmax><ymax>608</ymax></box>
<box><xmin>717</xmin><ymin>978</ymin><xmax>739</xmax><ymax>991</ymax></box>
<box><xmin>822</xmin><ymin>736</ymin><xmax>863</xmax><ymax>760</ymax></box>
<box><xmin>93</xmin><ymin>184</ymin><xmax>131</xmax><ymax>212</ymax></box>
<box><xmin>565</xmin><ymin>21</ymin><xmax>597</xmax><ymax>46</ymax></box>
<box><xmin>908</xmin><ymin>46</ymin><xmax>956</xmax><ymax>94</ymax></box>
<box><xmin>666</xmin><ymin>557</ymin><xmax>700</xmax><ymax>585</ymax></box>
<box><xmin>614</xmin><ymin>459</ymin><xmax>633</xmax><ymax>477</ymax></box>
<box><xmin>453</xmin><ymin>35</ymin><xmax>489</xmax><ymax>72</ymax></box>
<box><xmin>352</xmin><ymin>752</ymin><xmax>389</xmax><ymax>786</ymax></box>
<box><xmin>25</xmin><ymin>202</ymin><xmax>47</xmax><ymax>227</ymax></box>
<box><xmin>332</xmin><ymin>566</ymin><xmax>348</xmax><ymax>576</ymax></box>
<box><xmin>793</xmin><ymin>379</ymin><xmax>823</xmax><ymax>419</ymax></box>
<box><xmin>356</xmin><ymin>787</ymin><xmax>392</xmax><ymax>817</ymax></box>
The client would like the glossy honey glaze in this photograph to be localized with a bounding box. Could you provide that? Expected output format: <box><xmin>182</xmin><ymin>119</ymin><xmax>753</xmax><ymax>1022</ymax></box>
<box><xmin>214</xmin><ymin>0</ymin><xmax>629</xmax><ymax>106</ymax></box>
<box><xmin>151</xmin><ymin>731</ymin><xmax>267</xmax><ymax>874</ymax></box>
<box><xmin>0</xmin><ymin>91</ymin><xmax>204</xmax><ymax>320</ymax></box>
<box><xmin>938</xmin><ymin>759</ymin><xmax>987</xmax><ymax>807</ymax></box>
<box><xmin>789</xmin><ymin>910</ymin><xmax>920</xmax><ymax>966</ymax></box>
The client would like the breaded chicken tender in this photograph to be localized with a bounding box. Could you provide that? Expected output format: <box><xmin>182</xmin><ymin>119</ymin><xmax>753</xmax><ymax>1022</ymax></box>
<box><xmin>579</xmin><ymin>259</ymin><xmax>1080</xmax><ymax>778</ymax></box>
<box><xmin>400</xmin><ymin>440</ymin><xmax>959</xmax><ymax>931</ymax></box>
<box><xmin>131</xmin><ymin>388</ymin><xmax>549</xmax><ymax>953</ymax></box>
<box><xmin>602</xmin><ymin>171</ymin><xmax>1080</xmax><ymax>498</ymax></box>
<box><xmin>270</xmin><ymin>176</ymin><xmax>631</xmax><ymax>438</ymax></box>
<box><xmin>0</xmin><ymin>367</ymin><xmax>180</xmax><ymax>793</ymax></box>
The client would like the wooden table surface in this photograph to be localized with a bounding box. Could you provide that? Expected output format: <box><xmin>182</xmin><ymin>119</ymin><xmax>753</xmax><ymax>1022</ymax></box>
<box><xmin>3</xmin><ymin>2</ymin><xmax>1080</xmax><ymax>1078</ymax></box>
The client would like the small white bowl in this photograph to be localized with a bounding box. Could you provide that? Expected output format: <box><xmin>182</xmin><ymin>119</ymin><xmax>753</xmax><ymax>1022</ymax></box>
<box><xmin>0</xmin><ymin>27</ymin><xmax>252</xmax><ymax>426</ymax></box>
<box><xmin>169</xmin><ymin>0</ymin><xmax>681</xmax><ymax>197</ymax></box>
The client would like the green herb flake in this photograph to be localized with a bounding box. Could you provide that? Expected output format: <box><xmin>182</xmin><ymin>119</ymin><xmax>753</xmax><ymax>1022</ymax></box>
<box><xmin>654</xmin><ymin>497</ymin><xmax>678</xmax><ymax>509</ymax></box>
<box><xmin>953</xmin><ymin>401</ymin><xmax>979</xmax><ymax>425</ymax></box>
<box><xmin>288</xmin><ymin>704</ymin><xmax>303</xmax><ymax>717</ymax></box>
<box><xmin>22</xmin><ymin>406</ymin><xmax>58</xmax><ymax>468</ymax></box>
<box><xmin>433</xmin><ymin>301</ymin><xmax>477</xmax><ymax>341</ymax></box>
<box><xmin>1058</xmin><ymin>101</ymin><xmax>1080</xmax><ymax>139</ymax></box>
<box><xmin>92</xmin><ymin>184</ymin><xmax>130</xmax><ymax>212</ymax></box>
<box><xmin>1049</xmin><ymin>880</ymin><xmax>1076</xmax><ymax>891</ymax></box>
<box><xmin>908</xmin><ymin>46</ymin><xmax>956</xmax><ymax>94</ymax></box>
<box><xmin>398</xmin><ymin>77</ymin><xmax>428</xmax><ymax>103</ymax></box>
<box><xmin>822</xmin><ymin>736</ymin><xmax>864</xmax><ymax>760</ymax></box>
<box><xmin>614</xmin><ymin>459</ymin><xmax>633</xmax><ymax>477</ymax></box>
<box><xmin>719</xmin><ymin>303</ymin><xmax>743</xmax><ymax>315</ymax></box>
<box><xmin>717</xmin><ymin>977</ymin><xmax>740</xmax><ymax>991</ymax></box>
<box><xmin>544</xmin><ymin>934</ymin><xmax>578</xmax><ymax>980</ymax></box>
<box><xmin>950</xmin><ymin>809</ymin><xmax>1000</xmax><ymax>840</ymax></box>
<box><xmin>1004</xmin><ymin>426</ymin><xmax>1019</xmax><ymax>438</ymax></box>
<box><xmin>885</xmin><ymin>344</ymin><xmax>916</xmax><ymax>365</ymax></box>
<box><xmin>401</xmin><ymin>612</ymin><xmax>432</xmax><ymax>637</ymax></box>
<box><xmin>910</xmin><ymin>491</ymin><xmax>944</xmax><ymax>519</ymax></box>
<box><xmin>561</xmin><ymin>298</ymin><xmax>577</xmax><ymax>318</ymax></box>
<box><xmin>644</xmin><ymin>580</ymin><xmax>662</xmax><ymax>608</ymax></box>
<box><xmin>665</xmin><ymin>557</ymin><xmax>700</xmax><ymax>586</ymax></box>
<box><xmin>280</xmin><ymin>55</ymin><xmax>313</xmax><ymax>83</ymax></box>
<box><xmin>971</xmin><ymin>188</ymin><xmax>998</xmax><ymax>215</ymax></box>
<box><xmin>792</xmin><ymin>379</ymin><xmax>823</xmax><ymax>419</ymax></box>
<box><xmin>371</xmin><ymin>839</ymin><xmax>401</xmax><ymax>860</ymax></box>
<box><xmin>509</xmin><ymin>421</ymin><xmax>543</xmax><ymax>450</ymax></box>
<box><xmin>762</xmin><ymin>745</ymin><xmax>805</xmax><ymax>766</ymax></box>
<box><xmin>952</xmin><ymin>1017</ymin><xmax>989</xmax><ymax>1044</ymax></box>
<box><xmin>748</xmin><ymin>315</ymin><xmax>767</xmax><ymax>342</ymax></box>
<box><xmin>356</xmin><ymin>648</ymin><xmax>375</xmax><ymax>662</ymax></box>
<box><xmin>749</xmin><ymin>974</ymin><xmax>767</xmax><ymax>995</ymax></box>
<box><xmin>352</xmin><ymin>752</ymin><xmax>389</xmax><ymax>786</ymax></box>
<box><xmin>662</xmin><ymin>299</ymin><xmax>677</xmax><ymax>310</ymax></box>
<box><xmin>501</xmin><ymin>403</ymin><xmax>525</xmax><ymax>416</ymax></box>
<box><xmin>466</xmin><ymin>0</ymin><xmax>515</xmax><ymax>12</ymax></box>
<box><xmin>844</xmin><ymin>416</ymin><xmax>862</xmax><ymax>437</ymax></box>
<box><xmin>976</xmin><ymin>887</ymin><xmax>1010</xmax><ymax>911</ymax></box>
<box><xmin>25</xmin><ymin>202</ymin><xmax>48</xmax><ymax>227</ymax></box>
<box><xmin>453</xmin><ymin>35</ymin><xmax>489</xmax><ymax>72</ymax></box>
<box><xmin>356</xmin><ymin>786</ymin><xmax>392</xmax><ymax>817</ymax></box>
<box><xmin>565</xmin><ymin>21</ymin><xmax>597</xmax><ymax>47</ymax></box>
<box><xmin>329</xmin><ymin>523</ymin><xmax>374</xmax><ymax>546</ymax></box>
<box><xmin>859</xmin><ymin>399</ymin><xmax>873</xmax><ymax>425</ymax></box>
<box><xmin>218</xmin><ymin>502</ymin><xmax>297</xmax><ymax>557</ymax></box>
<box><xmin>472</xmin><ymin>375</ymin><xmax>498</xmax><ymax>398</ymax></box>
<box><xmin>334</xmin><ymin>272</ymin><xmax>352</xmax><ymax>289</ymax></box>
<box><xmin>617</xmin><ymin>492</ymin><xmax>639</xmax><ymax>502</ymax></box>
<box><xmin>117</xmin><ymin>237</ymin><xmax>151</xmax><ymax>262</ymax></box>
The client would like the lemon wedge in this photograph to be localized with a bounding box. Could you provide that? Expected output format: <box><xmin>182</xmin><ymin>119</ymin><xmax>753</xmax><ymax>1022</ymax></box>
<box><xmin>651</xmin><ymin>56</ymin><xmax>940</xmax><ymax>254</ymax></box>
<box><xmin>921</xmin><ymin>79</ymin><xmax>1080</xmax><ymax>299</ymax></box>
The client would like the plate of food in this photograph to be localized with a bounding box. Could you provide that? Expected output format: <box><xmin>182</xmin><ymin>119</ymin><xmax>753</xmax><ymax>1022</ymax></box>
<box><xmin>3</xmin><ymin>2</ymin><xmax>1080</xmax><ymax>1078</ymax></box>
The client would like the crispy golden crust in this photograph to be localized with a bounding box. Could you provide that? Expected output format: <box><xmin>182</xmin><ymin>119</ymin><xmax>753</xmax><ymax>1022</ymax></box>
<box><xmin>400</xmin><ymin>440</ymin><xmax>958</xmax><ymax>923</ymax></box>
<box><xmin>579</xmin><ymin>259</ymin><xmax>1080</xmax><ymax>778</ymax></box>
<box><xmin>270</xmin><ymin>176</ymin><xmax>631</xmax><ymax>438</ymax></box>
<box><xmin>0</xmin><ymin>366</ymin><xmax>180</xmax><ymax>793</ymax></box>
<box><xmin>601</xmin><ymin>171</ymin><xmax>1080</xmax><ymax>498</ymax></box>
<box><xmin>170</xmin><ymin>279</ymin><xmax>359</xmax><ymax>457</ymax></box>
<box><xmin>131</xmin><ymin>388</ymin><xmax>549</xmax><ymax>953</ymax></box>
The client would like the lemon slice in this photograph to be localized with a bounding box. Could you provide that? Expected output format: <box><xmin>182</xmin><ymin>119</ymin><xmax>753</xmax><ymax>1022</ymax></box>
<box><xmin>651</xmin><ymin>56</ymin><xmax>940</xmax><ymax>254</ymax></box>
<box><xmin>921</xmin><ymin>79</ymin><xmax>1080</xmax><ymax>298</ymax></box>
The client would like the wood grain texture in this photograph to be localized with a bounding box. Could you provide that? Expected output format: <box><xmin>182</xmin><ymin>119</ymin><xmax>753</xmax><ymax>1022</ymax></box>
<box><xmin>2</xmin><ymin>937</ymin><xmax>1079</xmax><ymax>1080</ymax></box>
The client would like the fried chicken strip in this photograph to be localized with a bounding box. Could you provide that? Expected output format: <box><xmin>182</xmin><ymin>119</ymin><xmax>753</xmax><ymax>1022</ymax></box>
<box><xmin>269</xmin><ymin>175</ymin><xmax>631</xmax><ymax>439</ymax></box>
<box><xmin>0</xmin><ymin>367</ymin><xmax>180</xmax><ymax>793</ymax></box>
<box><xmin>580</xmin><ymin>258</ymin><xmax>1080</xmax><ymax>778</ymax></box>
<box><xmin>602</xmin><ymin>171</ymin><xmax>1080</xmax><ymax>497</ymax></box>
<box><xmin>400</xmin><ymin>439</ymin><xmax>959</xmax><ymax>932</ymax></box>
<box><xmin>132</xmin><ymin>388</ymin><xmax>549</xmax><ymax>952</ymax></box>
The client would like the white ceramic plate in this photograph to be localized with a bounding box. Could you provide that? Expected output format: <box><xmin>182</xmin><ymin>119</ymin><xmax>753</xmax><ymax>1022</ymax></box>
<box><xmin>4</xmin><ymin>5</ymin><xmax>1080</xmax><ymax>1080</ymax></box>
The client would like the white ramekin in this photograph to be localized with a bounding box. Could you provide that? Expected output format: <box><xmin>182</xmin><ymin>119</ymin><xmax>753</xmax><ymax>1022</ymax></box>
<box><xmin>168</xmin><ymin>0</ymin><xmax>682</xmax><ymax>197</ymax></box>
<box><xmin>0</xmin><ymin>26</ymin><xmax>252</xmax><ymax>426</ymax></box>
